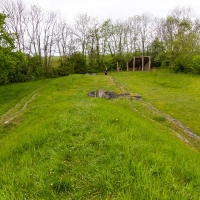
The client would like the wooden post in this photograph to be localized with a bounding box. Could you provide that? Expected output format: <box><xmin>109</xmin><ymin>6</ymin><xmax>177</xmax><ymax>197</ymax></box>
<box><xmin>149</xmin><ymin>56</ymin><xmax>151</xmax><ymax>70</ymax></box>
<box><xmin>117</xmin><ymin>62</ymin><xmax>119</xmax><ymax>72</ymax></box>
<box><xmin>142</xmin><ymin>56</ymin><xmax>144</xmax><ymax>71</ymax></box>
<box><xmin>132</xmin><ymin>57</ymin><xmax>134</xmax><ymax>71</ymax></box>
<box><xmin>133</xmin><ymin>57</ymin><xmax>135</xmax><ymax>71</ymax></box>
<box><xmin>126</xmin><ymin>62</ymin><xmax>128</xmax><ymax>71</ymax></box>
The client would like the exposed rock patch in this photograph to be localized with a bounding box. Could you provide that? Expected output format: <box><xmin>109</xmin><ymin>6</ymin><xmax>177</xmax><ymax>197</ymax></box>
<box><xmin>87</xmin><ymin>90</ymin><xmax>142</xmax><ymax>100</ymax></box>
<box><xmin>87</xmin><ymin>90</ymin><xmax>118</xmax><ymax>99</ymax></box>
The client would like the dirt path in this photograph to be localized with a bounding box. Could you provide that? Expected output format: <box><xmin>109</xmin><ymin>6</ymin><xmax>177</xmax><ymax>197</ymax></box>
<box><xmin>0</xmin><ymin>91</ymin><xmax>38</xmax><ymax>126</ymax></box>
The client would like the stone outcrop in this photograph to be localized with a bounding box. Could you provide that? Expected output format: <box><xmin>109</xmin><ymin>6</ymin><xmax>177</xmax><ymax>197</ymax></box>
<box><xmin>87</xmin><ymin>90</ymin><xmax>142</xmax><ymax>100</ymax></box>
<box><xmin>87</xmin><ymin>90</ymin><xmax>117</xmax><ymax>99</ymax></box>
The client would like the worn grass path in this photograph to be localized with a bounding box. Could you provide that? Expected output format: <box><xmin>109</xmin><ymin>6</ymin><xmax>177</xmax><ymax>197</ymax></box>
<box><xmin>111</xmin><ymin>69</ymin><xmax>200</xmax><ymax>135</ymax></box>
<box><xmin>110</xmin><ymin>74</ymin><xmax>200</xmax><ymax>151</ymax></box>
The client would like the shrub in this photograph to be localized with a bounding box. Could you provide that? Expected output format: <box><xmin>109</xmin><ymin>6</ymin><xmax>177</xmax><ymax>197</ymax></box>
<box><xmin>73</xmin><ymin>52</ymin><xmax>87</xmax><ymax>74</ymax></box>
<box><xmin>27</xmin><ymin>55</ymin><xmax>44</xmax><ymax>77</ymax></box>
<box><xmin>171</xmin><ymin>55</ymin><xmax>192</xmax><ymax>73</ymax></box>
<box><xmin>191</xmin><ymin>55</ymin><xmax>200</xmax><ymax>74</ymax></box>
<box><xmin>58</xmin><ymin>64</ymin><xmax>70</xmax><ymax>76</ymax></box>
<box><xmin>0</xmin><ymin>49</ymin><xmax>29</xmax><ymax>84</ymax></box>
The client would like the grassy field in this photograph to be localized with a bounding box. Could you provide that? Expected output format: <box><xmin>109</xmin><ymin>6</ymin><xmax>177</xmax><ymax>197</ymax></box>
<box><xmin>112</xmin><ymin>69</ymin><xmax>200</xmax><ymax>136</ymax></box>
<box><xmin>0</xmin><ymin>70</ymin><xmax>200</xmax><ymax>199</ymax></box>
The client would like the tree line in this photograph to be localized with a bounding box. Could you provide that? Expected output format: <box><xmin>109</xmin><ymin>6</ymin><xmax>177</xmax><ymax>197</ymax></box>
<box><xmin>1</xmin><ymin>0</ymin><xmax>200</xmax><ymax>85</ymax></box>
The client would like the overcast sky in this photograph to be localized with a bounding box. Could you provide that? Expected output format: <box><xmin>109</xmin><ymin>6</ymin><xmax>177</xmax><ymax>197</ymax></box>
<box><xmin>25</xmin><ymin>0</ymin><xmax>200</xmax><ymax>23</ymax></box>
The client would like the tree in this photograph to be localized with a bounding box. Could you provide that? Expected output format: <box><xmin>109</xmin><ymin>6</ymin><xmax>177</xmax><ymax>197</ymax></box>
<box><xmin>1</xmin><ymin>2</ymin><xmax>200</xmax><ymax>79</ymax></box>
<box><xmin>125</xmin><ymin>16</ymin><xmax>140</xmax><ymax>53</ymax></box>
<box><xmin>138</xmin><ymin>13</ymin><xmax>153</xmax><ymax>55</ymax></box>
<box><xmin>0</xmin><ymin>12</ymin><xmax>27</xmax><ymax>84</ymax></box>
<box><xmin>1</xmin><ymin>0</ymin><xmax>27</xmax><ymax>52</ymax></box>
<box><xmin>68</xmin><ymin>52</ymin><xmax>86</xmax><ymax>74</ymax></box>
<box><xmin>55</xmin><ymin>19</ymin><xmax>73</xmax><ymax>67</ymax></box>
<box><xmin>87</xmin><ymin>17</ymin><xmax>102</xmax><ymax>72</ymax></box>
<box><xmin>0</xmin><ymin>12</ymin><xmax>15</xmax><ymax>84</ymax></box>
<box><xmin>42</xmin><ymin>10</ymin><xmax>58</xmax><ymax>75</ymax></box>
<box><xmin>0</xmin><ymin>12</ymin><xmax>15</xmax><ymax>48</ymax></box>
<box><xmin>74</xmin><ymin>13</ymin><xmax>91</xmax><ymax>57</ymax></box>
<box><xmin>27</xmin><ymin>54</ymin><xmax>44</xmax><ymax>77</ymax></box>
<box><xmin>148</xmin><ymin>38</ymin><xmax>165</xmax><ymax>67</ymax></box>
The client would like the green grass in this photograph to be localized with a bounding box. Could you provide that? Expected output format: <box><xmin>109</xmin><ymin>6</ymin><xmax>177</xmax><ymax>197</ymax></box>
<box><xmin>112</xmin><ymin>69</ymin><xmax>200</xmax><ymax>135</ymax></box>
<box><xmin>0</xmin><ymin>72</ymin><xmax>200</xmax><ymax>199</ymax></box>
<box><xmin>0</xmin><ymin>79</ymin><xmax>51</xmax><ymax>117</ymax></box>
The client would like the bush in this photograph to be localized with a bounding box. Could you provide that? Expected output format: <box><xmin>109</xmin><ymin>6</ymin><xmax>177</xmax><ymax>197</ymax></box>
<box><xmin>69</xmin><ymin>52</ymin><xmax>87</xmax><ymax>74</ymax></box>
<box><xmin>28</xmin><ymin>55</ymin><xmax>44</xmax><ymax>77</ymax></box>
<box><xmin>48</xmin><ymin>67</ymin><xmax>60</xmax><ymax>78</ymax></box>
<box><xmin>8</xmin><ymin>51</ymin><xmax>29</xmax><ymax>83</ymax></box>
<box><xmin>171</xmin><ymin>55</ymin><xmax>192</xmax><ymax>73</ymax></box>
<box><xmin>191</xmin><ymin>55</ymin><xmax>200</xmax><ymax>74</ymax></box>
<box><xmin>58</xmin><ymin>64</ymin><xmax>70</xmax><ymax>76</ymax></box>
<box><xmin>0</xmin><ymin>48</ymin><xmax>14</xmax><ymax>84</ymax></box>
<box><xmin>0</xmin><ymin>49</ymin><xmax>29</xmax><ymax>84</ymax></box>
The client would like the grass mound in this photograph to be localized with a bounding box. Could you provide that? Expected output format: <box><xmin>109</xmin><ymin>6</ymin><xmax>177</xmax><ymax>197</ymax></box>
<box><xmin>0</xmin><ymin>72</ymin><xmax>200</xmax><ymax>199</ymax></box>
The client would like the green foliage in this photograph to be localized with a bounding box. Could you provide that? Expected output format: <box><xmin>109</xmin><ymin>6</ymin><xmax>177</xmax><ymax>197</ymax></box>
<box><xmin>0</xmin><ymin>48</ymin><xmax>14</xmax><ymax>84</ymax></box>
<box><xmin>114</xmin><ymin>54</ymin><xmax>126</xmax><ymax>70</ymax></box>
<box><xmin>1</xmin><ymin>10</ymin><xmax>200</xmax><ymax>85</ymax></box>
<box><xmin>101</xmin><ymin>54</ymin><xmax>115</xmax><ymax>71</ymax></box>
<box><xmin>72</xmin><ymin>52</ymin><xmax>86</xmax><ymax>74</ymax></box>
<box><xmin>87</xmin><ymin>48</ymin><xmax>99</xmax><ymax>73</ymax></box>
<box><xmin>171</xmin><ymin>55</ymin><xmax>193</xmax><ymax>73</ymax></box>
<box><xmin>148</xmin><ymin>38</ymin><xmax>165</xmax><ymax>67</ymax></box>
<box><xmin>191</xmin><ymin>55</ymin><xmax>200</xmax><ymax>74</ymax></box>
<box><xmin>0</xmin><ymin>13</ymin><xmax>15</xmax><ymax>49</ymax></box>
<box><xmin>58</xmin><ymin>53</ymin><xmax>90</xmax><ymax>75</ymax></box>
<box><xmin>165</xmin><ymin>17</ymin><xmax>199</xmax><ymax>73</ymax></box>
<box><xmin>0</xmin><ymin>12</ymin><xmax>29</xmax><ymax>84</ymax></box>
<box><xmin>0</xmin><ymin>48</ymin><xmax>29</xmax><ymax>84</ymax></box>
<box><xmin>171</xmin><ymin>56</ymin><xmax>186</xmax><ymax>73</ymax></box>
<box><xmin>8</xmin><ymin>51</ymin><xmax>29</xmax><ymax>83</ymax></box>
<box><xmin>27</xmin><ymin>55</ymin><xmax>44</xmax><ymax>78</ymax></box>
<box><xmin>58</xmin><ymin>64</ymin><xmax>70</xmax><ymax>76</ymax></box>
<box><xmin>57</xmin><ymin>57</ymin><xmax>70</xmax><ymax>76</ymax></box>
<box><xmin>46</xmin><ymin>67</ymin><xmax>59</xmax><ymax>78</ymax></box>
<box><xmin>64</xmin><ymin>52</ymin><xmax>87</xmax><ymax>74</ymax></box>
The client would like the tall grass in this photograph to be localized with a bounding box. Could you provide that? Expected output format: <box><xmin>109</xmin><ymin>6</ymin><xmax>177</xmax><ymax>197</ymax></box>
<box><xmin>0</xmin><ymin>73</ymin><xmax>200</xmax><ymax>199</ymax></box>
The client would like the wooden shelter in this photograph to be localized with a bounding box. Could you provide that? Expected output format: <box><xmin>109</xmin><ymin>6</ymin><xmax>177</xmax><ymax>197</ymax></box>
<box><xmin>126</xmin><ymin>56</ymin><xmax>151</xmax><ymax>71</ymax></box>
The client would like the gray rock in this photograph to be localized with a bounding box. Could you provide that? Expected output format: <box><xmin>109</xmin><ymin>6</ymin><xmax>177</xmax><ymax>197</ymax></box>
<box><xmin>87</xmin><ymin>90</ymin><xmax>140</xmax><ymax>100</ymax></box>
<box><xmin>97</xmin><ymin>90</ymin><xmax>106</xmax><ymax>98</ymax></box>
<box><xmin>87</xmin><ymin>91</ymin><xmax>96</xmax><ymax>97</ymax></box>
<box><xmin>105</xmin><ymin>91</ymin><xmax>118</xmax><ymax>99</ymax></box>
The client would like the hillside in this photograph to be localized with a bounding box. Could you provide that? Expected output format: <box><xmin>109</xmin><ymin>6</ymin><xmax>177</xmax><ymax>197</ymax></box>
<box><xmin>0</xmin><ymin>71</ymin><xmax>200</xmax><ymax>199</ymax></box>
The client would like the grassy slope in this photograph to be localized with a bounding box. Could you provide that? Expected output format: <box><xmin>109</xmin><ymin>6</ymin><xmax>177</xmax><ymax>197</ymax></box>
<box><xmin>0</xmin><ymin>79</ymin><xmax>51</xmax><ymax>117</ymax></box>
<box><xmin>112</xmin><ymin>69</ymin><xmax>200</xmax><ymax>135</ymax></box>
<box><xmin>0</xmin><ymin>73</ymin><xmax>200</xmax><ymax>199</ymax></box>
